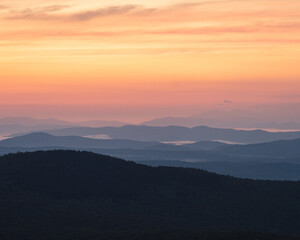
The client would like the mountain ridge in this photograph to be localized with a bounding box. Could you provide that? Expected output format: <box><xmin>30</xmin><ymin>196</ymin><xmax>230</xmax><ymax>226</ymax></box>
<box><xmin>38</xmin><ymin>125</ymin><xmax>300</xmax><ymax>144</ymax></box>
<box><xmin>1</xmin><ymin>150</ymin><xmax>300</xmax><ymax>239</ymax></box>
<box><xmin>0</xmin><ymin>132</ymin><xmax>162</xmax><ymax>149</ymax></box>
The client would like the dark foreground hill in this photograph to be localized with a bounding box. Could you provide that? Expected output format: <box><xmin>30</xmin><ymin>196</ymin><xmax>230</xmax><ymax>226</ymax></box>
<box><xmin>0</xmin><ymin>151</ymin><xmax>300</xmax><ymax>240</ymax></box>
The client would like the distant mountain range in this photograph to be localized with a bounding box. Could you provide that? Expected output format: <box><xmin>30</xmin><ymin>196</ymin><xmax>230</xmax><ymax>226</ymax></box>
<box><xmin>1</xmin><ymin>150</ymin><xmax>300</xmax><ymax>239</ymax></box>
<box><xmin>0</xmin><ymin>123</ymin><xmax>76</xmax><ymax>137</ymax></box>
<box><xmin>35</xmin><ymin>125</ymin><xmax>300</xmax><ymax>144</ymax></box>
<box><xmin>0</xmin><ymin>117</ymin><xmax>128</xmax><ymax>136</ymax></box>
<box><xmin>1</xmin><ymin>133</ymin><xmax>300</xmax><ymax>180</ymax></box>
<box><xmin>0</xmin><ymin>116</ymin><xmax>75</xmax><ymax>136</ymax></box>
<box><xmin>2</xmin><ymin>132</ymin><xmax>300</xmax><ymax>160</ymax></box>
<box><xmin>142</xmin><ymin>116</ymin><xmax>300</xmax><ymax>130</ymax></box>
<box><xmin>0</xmin><ymin>133</ymin><xmax>227</xmax><ymax>154</ymax></box>
<box><xmin>0</xmin><ymin>117</ymin><xmax>71</xmax><ymax>126</ymax></box>
<box><xmin>216</xmin><ymin>138</ymin><xmax>300</xmax><ymax>158</ymax></box>
<box><xmin>0</xmin><ymin>132</ymin><xmax>161</xmax><ymax>150</ymax></box>
<box><xmin>3</xmin><ymin>117</ymin><xmax>300</xmax><ymax>142</ymax></box>
<box><xmin>0</xmin><ymin>117</ymin><xmax>128</xmax><ymax>127</ymax></box>
<box><xmin>77</xmin><ymin>119</ymin><xmax>128</xmax><ymax>127</ymax></box>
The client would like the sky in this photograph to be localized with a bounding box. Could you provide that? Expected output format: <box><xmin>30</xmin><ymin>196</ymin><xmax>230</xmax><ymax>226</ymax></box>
<box><xmin>0</xmin><ymin>0</ymin><xmax>300</xmax><ymax>121</ymax></box>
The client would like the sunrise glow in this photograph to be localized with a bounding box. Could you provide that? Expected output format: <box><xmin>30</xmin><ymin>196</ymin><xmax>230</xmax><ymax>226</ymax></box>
<box><xmin>1</xmin><ymin>0</ymin><xmax>300</xmax><ymax>120</ymax></box>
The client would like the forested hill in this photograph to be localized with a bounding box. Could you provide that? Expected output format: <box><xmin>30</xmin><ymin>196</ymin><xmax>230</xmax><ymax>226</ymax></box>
<box><xmin>0</xmin><ymin>150</ymin><xmax>300</xmax><ymax>240</ymax></box>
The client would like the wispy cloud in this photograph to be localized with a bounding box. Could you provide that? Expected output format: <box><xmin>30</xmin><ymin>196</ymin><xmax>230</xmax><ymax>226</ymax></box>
<box><xmin>6</xmin><ymin>4</ymin><xmax>142</xmax><ymax>21</ymax></box>
<box><xmin>2</xmin><ymin>1</ymin><xmax>235</xmax><ymax>22</ymax></box>
<box><xmin>70</xmin><ymin>5</ymin><xmax>138</xmax><ymax>21</ymax></box>
<box><xmin>4</xmin><ymin>0</ymin><xmax>300</xmax><ymax>25</ymax></box>
<box><xmin>6</xmin><ymin>4</ymin><xmax>70</xmax><ymax>20</ymax></box>
<box><xmin>0</xmin><ymin>1</ymin><xmax>300</xmax><ymax>112</ymax></box>
<box><xmin>41</xmin><ymin>5</ymin><xmax>70</xmax><ymax>13</ymax></box>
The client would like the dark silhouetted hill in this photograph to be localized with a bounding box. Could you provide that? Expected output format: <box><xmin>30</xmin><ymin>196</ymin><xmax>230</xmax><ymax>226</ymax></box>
<box><xmin>1</xmin><ymin>150</ymin><xmax>300</xmax><ymax>240</ymax></box>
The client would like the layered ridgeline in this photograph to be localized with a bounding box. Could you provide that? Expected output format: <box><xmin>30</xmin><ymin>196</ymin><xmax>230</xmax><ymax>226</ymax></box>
<box><xmin>141</xmin><ymin>116</ymin><xmax>300</xmax><ymax>130</ymax></box>
<box><xmin>0</xmin><ymin>150</ymin><xmax>300</xmax><ymax>240</ymax></box>
<box><xmin>38</xmin><ymin>125</ymin><xmax>300</xmax><ymax>144</ymax></box>
<box><xmin>3</xmin><ymin>132</ymin><xmax>300</xmax><ymax>158</ymax></box>
<box><xmin>215</xmin><ymin>138</ymin><xmax>300</xmax><ymax>158</ymax></box>
<box><xmin>1</xmin><ymin>133</ymin><xmax>300</xmax><ymax>180</ymax></box>
<box><xmin>0</xmin><ymin>132</ymin><xmax>162</xmax><ymax>149</ymax></box>
<box><xmin>0</xmin><ymin>117</ymin><xmax>127</xmax><ymax>137</ymax></box>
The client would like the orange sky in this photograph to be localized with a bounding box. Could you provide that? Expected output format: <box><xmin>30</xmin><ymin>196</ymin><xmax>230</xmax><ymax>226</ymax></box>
<box><xmin>0</xmin><ymin>0</ymin><xmax>300</xmax><ymax>121</ymax></box>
